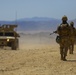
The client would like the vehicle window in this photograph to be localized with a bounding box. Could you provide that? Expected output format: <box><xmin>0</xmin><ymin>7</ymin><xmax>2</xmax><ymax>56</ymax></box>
<box><xmin>5</xmin><ymin>32</ymin><xmax>14</xmax><ymax>36</ymax></box>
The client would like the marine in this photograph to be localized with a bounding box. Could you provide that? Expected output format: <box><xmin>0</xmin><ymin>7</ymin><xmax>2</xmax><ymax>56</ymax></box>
<box><xmin>54</xmin><ymin>15</ymin><xmax>70</xmax><ymax>61</ymax></box>
<box><xmin>69</xmin><ymin>21</ymin><xmax>76</xmax><ymax>54</ymax></box>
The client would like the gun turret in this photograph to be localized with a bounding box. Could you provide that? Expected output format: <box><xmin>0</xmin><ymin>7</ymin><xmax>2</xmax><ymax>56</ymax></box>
<box><xmin>1</xmin><ymin>24</ymin><xmax>17</xmax><ymax>31</ymax></box>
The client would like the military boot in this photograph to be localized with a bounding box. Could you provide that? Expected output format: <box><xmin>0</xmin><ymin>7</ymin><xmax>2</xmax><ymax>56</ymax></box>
<box><xmin>61</xmin><ymin>54</ymin><xmax>64</xmax><ymax>60</ymax></box>
<box><xmin>71</xmin><ymin>51</ymin><xmax>73</xmax><ymax>54</ymax></box>
<box><xmin>69</xmin><ymin>50</ymin><xmax>73</xmax><ymax>54</ymax></box>
<box><xmin>63</xmin><ymin>55</ymin><xmax>67</xmax><ymax>61</ymax></box>
<box><xmin>69</xmin><ymin>50</ymin><xmax>72</xmax><ymax>54</ymax></box>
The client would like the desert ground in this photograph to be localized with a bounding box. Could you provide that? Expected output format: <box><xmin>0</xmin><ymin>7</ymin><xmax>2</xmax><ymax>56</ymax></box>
<box><xmin>0</xmin><ymin>32</ymin><xmax>76</xmax><ymax>75</ymax></box>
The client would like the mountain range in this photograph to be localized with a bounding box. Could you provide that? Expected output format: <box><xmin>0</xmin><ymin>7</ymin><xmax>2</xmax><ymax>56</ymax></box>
<box><xmin>0</xmin><ymin>17</ymin><xmax>76</xmax><ymax>32</ymax></box>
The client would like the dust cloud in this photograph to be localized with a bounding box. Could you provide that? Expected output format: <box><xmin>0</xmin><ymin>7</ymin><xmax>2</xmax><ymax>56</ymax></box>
<box><xmin>0</xmin><ymin>32</ymin><xmax>76</xmax><ymax>75</ymax></box>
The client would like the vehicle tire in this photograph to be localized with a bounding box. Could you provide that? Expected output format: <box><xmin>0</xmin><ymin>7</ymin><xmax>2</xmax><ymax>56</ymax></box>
<box><xmin>17</xmin><ymin>39</ymin><xmax>19</xmax><ymax>50</ymax></box>
<box><xmin>11</xmin><ymin>41</ymin><xmax>17</xmax><ymax>50</ymax></box>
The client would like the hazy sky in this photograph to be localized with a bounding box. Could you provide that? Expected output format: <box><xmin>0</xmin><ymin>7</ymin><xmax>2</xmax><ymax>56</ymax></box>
<box><xmin>0</xmin><ymin>0</ymin><xmax>76</xmax><ymax>21</ymax></box>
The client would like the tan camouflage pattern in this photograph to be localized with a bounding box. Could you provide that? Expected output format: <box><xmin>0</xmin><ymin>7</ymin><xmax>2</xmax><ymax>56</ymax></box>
<box><xmin>69</xmin><ymin>25</ymin><xmax>76</xmax><ymax>54</ymax></box>
<box><xmin>57</xmin><ymin>23</ymin><xmax>70</xmax><ymax>60</ymax></box>
<box><xmin>69</xmin><ymin>27</ymin><xmax>76</xmax><ymax>44</ymax></box>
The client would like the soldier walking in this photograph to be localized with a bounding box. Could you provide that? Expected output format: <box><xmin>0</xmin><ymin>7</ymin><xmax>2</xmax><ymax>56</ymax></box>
<box><xmin>69</xmin><ymin>21</ymin><xmax>76</xmax><ymax>54</ymax></box>
<box><xmin>54</xmin><ymin>15</ymin><xmax>70</xmax><ymax>61</ymax></box>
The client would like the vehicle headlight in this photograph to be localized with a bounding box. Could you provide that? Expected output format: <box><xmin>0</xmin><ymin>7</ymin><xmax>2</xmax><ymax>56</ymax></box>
<box><xmin>7</xmin><ymin>39</ymin><xmax>9</xmax><ymax>42</ymax></box>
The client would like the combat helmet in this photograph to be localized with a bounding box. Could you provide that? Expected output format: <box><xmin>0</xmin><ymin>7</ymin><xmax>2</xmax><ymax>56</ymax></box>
<box><xmin>62</xmin><ymin>15</ymin><xmax>68</xmax><ymax>21</ymax></box>
<box><xmin>70</xmin><ymin>21</ymin><xmax>74</xmax><ymax>27</ymax></box>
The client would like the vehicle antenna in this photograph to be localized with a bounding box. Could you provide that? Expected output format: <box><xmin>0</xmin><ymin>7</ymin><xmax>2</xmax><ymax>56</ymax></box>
<box><xmin>15</xmin><ymin>11</ymin><xmax>17</xmax><ymax>31</ymax></box>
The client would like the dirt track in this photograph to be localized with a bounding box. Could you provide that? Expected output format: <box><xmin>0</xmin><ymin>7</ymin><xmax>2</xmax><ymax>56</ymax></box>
<box><xmin>0</xmin><ymin>33</ymin><xmax>76</xmax><ymax>75</ymax></box>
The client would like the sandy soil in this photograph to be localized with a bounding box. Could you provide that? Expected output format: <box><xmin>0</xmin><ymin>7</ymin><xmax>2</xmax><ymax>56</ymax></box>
<box><xmin>0</xmin><ymin>32</ymin><xmax>76</xmax><ymax>75</ymax></box>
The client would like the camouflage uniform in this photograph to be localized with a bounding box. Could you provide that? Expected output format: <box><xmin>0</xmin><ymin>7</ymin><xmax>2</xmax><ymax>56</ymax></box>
<box><xmin>69</xmin><ymin>22</ymin><xmax>76</xmax><ymax>54</ymax></box>
<box><xmin>56</xmin><ymin>16</ymin><xmax>70</xmax><ymax>61</ymax></box>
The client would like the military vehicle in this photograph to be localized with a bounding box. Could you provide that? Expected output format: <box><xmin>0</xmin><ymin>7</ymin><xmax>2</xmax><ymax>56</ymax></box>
<box><xmin>0</xmin><ymin>24</ymin><xmax>20</xmax><ymax>50</ymax></box>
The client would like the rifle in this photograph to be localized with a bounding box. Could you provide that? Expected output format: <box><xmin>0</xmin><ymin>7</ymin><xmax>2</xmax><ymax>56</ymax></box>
<box><xmin>50</xmin><ymin>32</ymin><xmax>54</xmax><ymax>35</ymax></box>
<box><xmin>50</xmin><ymin>31</ymin><xmax>57</xmax><ymax>35</ymax></box>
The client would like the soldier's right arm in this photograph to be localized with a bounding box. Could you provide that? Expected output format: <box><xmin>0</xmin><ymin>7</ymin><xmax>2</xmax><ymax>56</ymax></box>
<box><xmin>53</xmin><ymin>26</ymin><xmax>61</xmax><ymax>35</ymax></box>
<box><xmin>53</xmin><ymin>31</ymin><xmax>57</xmax><ymax>33</ymax></box>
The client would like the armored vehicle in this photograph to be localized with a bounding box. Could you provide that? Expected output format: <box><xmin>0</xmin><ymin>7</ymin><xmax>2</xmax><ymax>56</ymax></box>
<box><xmin>0</xmin><ymin>24</ymin><xmax>20</xmax><ymax>50</ymax></box>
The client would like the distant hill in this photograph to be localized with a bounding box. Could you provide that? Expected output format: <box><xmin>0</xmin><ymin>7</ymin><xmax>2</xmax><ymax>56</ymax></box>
<box><xmin>18</xmin><ymin>17</ymin><xmax>60</xmax><ymax>21</ymax></box>
<box><xmin>0</xmin><ymin>17</ymin><xmax>76</xmax><ymax>32</ymax></box>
